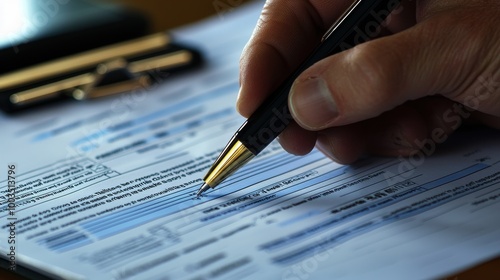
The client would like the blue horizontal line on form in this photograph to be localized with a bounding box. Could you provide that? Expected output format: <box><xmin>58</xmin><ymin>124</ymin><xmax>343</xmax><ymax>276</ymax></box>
<box><xmin>38</xmin><ymin>230</ymin><xmax>91</xmax><ymax>253</ymax></box>
<box><xmin>89</xmin><ymin>108</ymin><xmax>234</xmax><ymax>156</ymax></box>
<box><xmin>84</xmin><ymin>152</ymin><xmax>298</xmax><ymax>235</ymax></box>
<box><xmin>30</xmin><ymin>82</ymin><xmax>237</xmax><ymax>143</ymax></box>
<box><xmin>66</xmin><ymin>82</ymin><xmax>238</xmax><ymax>147</ymax></box>
<box><xmin>199</xmin><ymin>166</ymin><xmax>347</xmax><ymax>224</ymax></box>
<box><xmin>267</xmin><ymin>163</ymin><xmax>490</xmax><ymax>264</ymax></box>
<box><xmin>80</xmin><ymin>151</ymin><xmax>327</xmax><ymax>239</ymax></box>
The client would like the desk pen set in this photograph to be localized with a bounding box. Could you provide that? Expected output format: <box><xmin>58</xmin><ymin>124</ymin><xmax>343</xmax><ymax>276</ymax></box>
<box><xmin>0</xmin><ymin>33</ymin><xmax>201</xmax><ymax>113</ymax></box>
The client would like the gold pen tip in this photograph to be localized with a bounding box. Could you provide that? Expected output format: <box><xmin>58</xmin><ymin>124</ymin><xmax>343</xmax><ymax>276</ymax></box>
<box><xmin>196</xmin><ymin>183</ymin><xmax>210</xmax><ymax>198</ymax></box>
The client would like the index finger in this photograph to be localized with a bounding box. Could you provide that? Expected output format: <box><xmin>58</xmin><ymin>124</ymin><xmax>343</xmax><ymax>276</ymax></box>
<box><xmin>236</xmin><ymin>0</ymin><xmax>353</xmax><ymax>117</ymax></box>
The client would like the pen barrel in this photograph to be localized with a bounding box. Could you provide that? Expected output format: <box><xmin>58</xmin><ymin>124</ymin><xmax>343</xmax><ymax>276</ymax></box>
<box><xmin>237</xmin><ymin>0</ymin><xmax>399</xmax><ymax>155</ymax></box>
<box><xmin>237</xmin><ymin>80</ymin><xmax>294</xmax><ymax>155</ymax></box>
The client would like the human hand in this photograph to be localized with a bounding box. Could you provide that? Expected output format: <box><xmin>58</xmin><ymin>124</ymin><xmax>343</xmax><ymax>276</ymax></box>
<box><xmin>237</xmin><ymin>0</ymin><xmax>500</xmax><ymax>163</ymax></box>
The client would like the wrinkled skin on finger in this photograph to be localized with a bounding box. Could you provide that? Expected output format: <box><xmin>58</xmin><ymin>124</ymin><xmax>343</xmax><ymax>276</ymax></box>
<box><xmin>238</xmin><ymin>0</ymin><xmax>500</xmax><ymax>163</ymax></box>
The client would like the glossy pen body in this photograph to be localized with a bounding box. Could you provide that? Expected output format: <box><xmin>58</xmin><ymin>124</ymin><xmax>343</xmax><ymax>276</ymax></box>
<box><xmin>197</xmin><ymin>0</ymin><xmax>400</xmax><ymax>197</ymax></box>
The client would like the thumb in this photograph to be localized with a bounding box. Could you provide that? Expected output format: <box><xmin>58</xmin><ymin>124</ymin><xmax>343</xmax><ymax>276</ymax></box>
<box><xmin>288</xmin><ymin>7</ymin><xmax>500</xmax><ymax>131</ymax></box>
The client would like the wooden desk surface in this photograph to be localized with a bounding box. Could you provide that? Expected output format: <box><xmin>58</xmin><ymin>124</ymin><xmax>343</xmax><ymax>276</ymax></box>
<box><xmin>1</xmin><ymin>0</ymin><xmax>498</xmax><ymax>279</ymax></box>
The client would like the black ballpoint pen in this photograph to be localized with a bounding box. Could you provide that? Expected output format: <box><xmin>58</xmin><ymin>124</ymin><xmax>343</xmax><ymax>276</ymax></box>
<box><xmin>197</xmin><ymin>0</ymin><xmax>400</xmax><ymax>197</ymax></box>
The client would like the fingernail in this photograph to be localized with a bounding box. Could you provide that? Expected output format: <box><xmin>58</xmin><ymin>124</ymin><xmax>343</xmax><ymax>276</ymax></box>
<box><xmin>289</xmin><ymin>77</ymin><xmax>338</xmax><ymax>130</ymax></box>
<box><xmin>236</xmin><ymin>87</ymin><xmax>243</xmax><ymax>114</ymax></box>
<box><xmin>236</xmin><ymin>87</ymin><xmax>243</xmax><ymax>103</ymax></box>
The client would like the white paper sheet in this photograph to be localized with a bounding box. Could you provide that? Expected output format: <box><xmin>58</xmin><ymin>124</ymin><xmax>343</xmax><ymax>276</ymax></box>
<box><xmin>1</xmin><ymin>2</ymin><xmax>500</xmax><ymax>279</ymax></box>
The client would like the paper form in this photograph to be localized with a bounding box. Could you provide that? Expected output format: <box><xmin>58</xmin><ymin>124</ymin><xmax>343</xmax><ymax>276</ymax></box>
<box><xmin>1</xmin><ymin>1</ymin><xmax>500</xmax><ymax>279</ymax></box>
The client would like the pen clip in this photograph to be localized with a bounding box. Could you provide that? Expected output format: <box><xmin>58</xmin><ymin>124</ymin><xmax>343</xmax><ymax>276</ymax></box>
<box><xmin>5</xmin><ymin>48</ymin><xmax>195</xmax><ymax>109</ymax></box>
<box><xmin>71</xmin><ymin>59</ymin><xmax>151</xmax><ymax>100</ymax></box>
<box><xmin>1</xmin><ymin>33</ymin><xmax>200</xmax><ymax>112</ymax></box>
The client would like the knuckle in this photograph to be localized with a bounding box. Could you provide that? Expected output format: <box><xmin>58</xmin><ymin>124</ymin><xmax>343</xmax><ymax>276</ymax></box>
<box><xmin>420</xmin><ymin>7</ymin><xmax>499</xmax><ymax>95</ymax></box>
<box><xmin>342</xmin><ymin>42</ymin><xmax>404</xmax><ymax>113</ymax></box>
<box><xmin>424</xmin><ymin>8</ymin><xmax>500</xmax><ymax>115</ymax></box>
